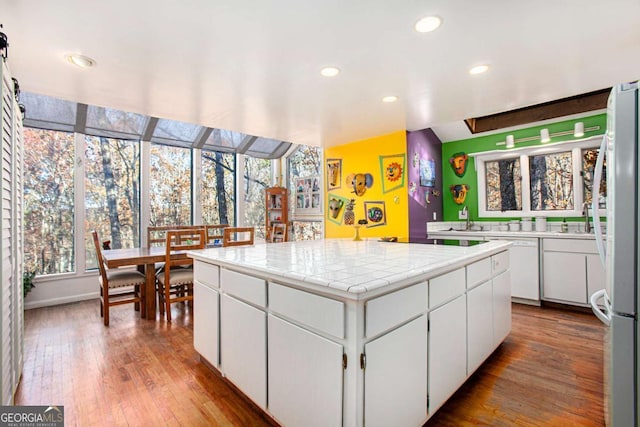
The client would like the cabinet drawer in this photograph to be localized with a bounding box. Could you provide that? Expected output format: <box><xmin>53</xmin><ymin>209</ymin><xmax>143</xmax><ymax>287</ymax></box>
<box><xmin>366</xmin><ymin>282</ymin><xmax>427</xmax><ymax>338</ymax></box>
<box><xmin>269</xmin><ymin>283</ymin><xmax>344</xmax><ymax>339</ymax></box>
<box><xmin>429</xmin><ymin>268</ymin><xmax>465</xmax><ymax>309</ymax></box>
<box><xmin>221</xmin><ymin>269</ymin><xmax>266</xmax><ymax>308</ymax></box>
<box><xmin>543</xmin><ymin>238</ymin><xmax>597</xmax><ymax>254</ymax></box>
<box><xmin>466</xmin><ymin>258</ymin><xmax>492</xmax><ymax>289</ymax></box>
<box><xmin>194</xmin><ymin>260</ymin><xmax>220</xmax><ymax>289</ymax></box>
<box><xmin>492</xmin><ymin>251</ymin><xmax>510</xmax><ymax>275</ymax></box>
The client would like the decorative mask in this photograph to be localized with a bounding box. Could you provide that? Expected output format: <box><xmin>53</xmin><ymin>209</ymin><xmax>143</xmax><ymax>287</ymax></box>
<box><xmin>327</xmin><ymin>162</ymin><xmax>340</xmax><ymax>187</ymax></box>
<box><xmin>450</xmin><ymin>184</ymin><xmax>469</xmax><ymax>205</ymax></box>
<box><xmin>346</xmin><ymin>173</ymin><xmax>374</xmax><ymax>197</ymax></box>
<box><xmin>385</xmin><ymin>162</ymin><xmax>403</xmax><ymax>182</ymax></box>
<box><xmin>449</xmin><ymin>152</ymin><xmax>469</xmax><ymax>177</ymax></box>
<box><xmin>328</xmin><ymin>197</ymin><xmax>344</xmax><ymax>219</ymax></box>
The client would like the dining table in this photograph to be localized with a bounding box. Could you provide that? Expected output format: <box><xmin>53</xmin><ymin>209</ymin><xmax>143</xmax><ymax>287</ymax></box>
<box><xmin>101</xmin><ymin>246</ymin><xmax>192</xmax><ymax>320</ymax></box>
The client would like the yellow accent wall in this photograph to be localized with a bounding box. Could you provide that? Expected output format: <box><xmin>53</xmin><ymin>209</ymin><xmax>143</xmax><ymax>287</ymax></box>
<box><xmin>325</xmin><ymin>131</ymin><xmax>408</xmax><ymax>239</ymax></box>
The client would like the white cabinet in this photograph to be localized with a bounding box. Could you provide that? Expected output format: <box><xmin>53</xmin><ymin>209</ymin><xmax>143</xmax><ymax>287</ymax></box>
<box><xmin>364</xmin><ymin>315</ymin><xmax>427</xmax><ymax>427</ymax></box>
<box><xmin>267</xmin><ymin>315</ymin><xmax>343</xmax><ymax>427</ymax></box>
<box><xmin>428</xmin><ymin>294</ymin><xmax>467</xmax><ymax>415</ymax></box>
<box><xmin>542</xmin><ymin>238</ymin><xmax>604</xmax><ymax>305</ymax></box>
<box><xmin>220</xmin><ymin>294</ymin><xmax>267</xmax><ymax>409</ymax></box>
<box><xmin>193</xmin><ymin>281</ymin><xmax>219</xmax><ymax>367</ymax></box>
<box><xmin>493</xmin><ymin>270</ymin><xmax>512</xmax><ymax>345</ymax></box>
<box><xmin>467</xmin><ymin>280</ymin><xmax>494</xmax><ymax>373</ymax></box>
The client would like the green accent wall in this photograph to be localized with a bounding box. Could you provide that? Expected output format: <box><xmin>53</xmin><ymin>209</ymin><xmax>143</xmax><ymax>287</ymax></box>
<box><xmin>442</xmin><ymin>114</ymin><xmax>607</xmax><ymax>222</ymax></box>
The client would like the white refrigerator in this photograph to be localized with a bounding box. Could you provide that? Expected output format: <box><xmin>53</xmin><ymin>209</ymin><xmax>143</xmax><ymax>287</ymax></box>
<box><xmin>590</xmin><ymin>82</ymin><xmax>639</xmax><ymax>426</ymax></box>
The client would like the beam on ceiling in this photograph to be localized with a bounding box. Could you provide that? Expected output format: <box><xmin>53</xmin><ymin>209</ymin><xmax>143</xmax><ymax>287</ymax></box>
<box><xmin>193</xmin><ymin>127</ymin><xmax>213</xmax><ymax>149</ymax></box>
<box><xmin>464</xmin><ymin>88</ymin><xmax>610</xmax><ymax>134</ymax></box>
<box><xmin>74</xmin><ymin>103</ymin><xmax>88</xmax><ymax>134</ymax></box>
<box><xmin>142</xmin><ymin>117</ymin><xmax>159</xmax><ymax>141</ymax></box>
<box><xmin>236</xmin><ymin>135</ymin><xmax>257</xmax><ymax>154</ymax></box>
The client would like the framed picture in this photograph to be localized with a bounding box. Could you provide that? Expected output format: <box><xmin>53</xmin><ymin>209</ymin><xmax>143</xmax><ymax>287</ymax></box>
<box><xmin>419</xmin><ymin>158</ymin><xmax>436</xmax><ymax>187</ymax></box>
<box><xmin>327</xmin><ymin>193</ymin><xmax>350</xmax><ymax>225</ymax></box>
<box><xmin>379</xmin><ymin>154</ymin><xmax>406</xmax><ymax>193</ymax></box>
<box><xmin>364</xmin><ymin>201</ymin><xmax>386</xmax><ymax>228</ymax></box>
<box><xmin>295</xmin><ymin>175</ymin><xmax>321</xmax><ymax>214</ymax></box>
<box><xmin>326</xmin><ymin>158</ymin><xmax>342</xmax><ymax>191</ymax></box>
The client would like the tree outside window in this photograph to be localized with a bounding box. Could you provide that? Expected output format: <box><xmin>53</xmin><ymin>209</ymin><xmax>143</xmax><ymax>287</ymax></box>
<box><xmin>149</xmin><ymin>144</ymin><xmax>192</xmax><ymax>226</ymax></box>
<box><xmin>201</xmin><ymin>150</ymin><xmax>235</xmax><ymax>226</ymax></box>
<box><xmin>243</xmin><ymin>157</ymin><xmax>271</xmax><ymax>240</ymax></box>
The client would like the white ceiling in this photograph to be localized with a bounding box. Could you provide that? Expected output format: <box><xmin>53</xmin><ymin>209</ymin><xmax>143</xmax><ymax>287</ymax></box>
<box><xmin>2</xmin><ymin>0</ymin><xmax>639</xmax><ymax>146</ymax></box>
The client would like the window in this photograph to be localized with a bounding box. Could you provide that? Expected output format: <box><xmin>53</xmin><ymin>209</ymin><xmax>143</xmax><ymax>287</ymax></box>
<box><xmin>149</xmin><ymin>144</ymin><xmax>192</xmax><ymax>225</ymax></box>
<box><xmin>287</xmin><ymin>145</ymin><xmax>323</xmax><ymax>240</ymax></box>
<box><xmin>201</xmin><ymin>151</ymin><xmax>236</xmax><ymax>225</ymax></box>
<box><xmin>85</xmin><ymin>136</ymin><xmax>140</xmax><ymax>269</ymax></box>
<box><xmin>243</xmin><ymin>157</ymin><xmax>272</xmax><ymax>240</ymax></box>
<box><xmin>23</xmin><ymin>129</ymin><xmax>76</xmax><ymax>275</ymax></box>
<box><xmin>476</xmin><ymin>137</ymin><xmax>603</xmax><ymax>217</ymax></box>
<box><xmin>582</xmin><ymin>148</ymin><xmax>607</xmax><ymax>209</ymax></box>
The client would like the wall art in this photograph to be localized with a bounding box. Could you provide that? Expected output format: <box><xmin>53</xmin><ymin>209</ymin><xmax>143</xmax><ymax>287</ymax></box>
<box><xmin>449</xmin><ymin>152</ymin><xmax>469</xmax><ymax>177</ymax></box>
<box><xmin>379</xmin><ymin>153</ymin><xmax>406</xmax><ymax>193</ymax></box>
<box><xmin>326</xmin><ymin>158</ymin><xmax>342</xmax><ymax>191</ymax></box>
<box><xmin>364</xmin><ymin>201</ymin><xmax>387</xmax><ymax>228</ymax></box>
<box><xmin>346</xmin><ymin>172</ymin><xmax>374</xmax><ymax>197</ymax></box>
<box><xmin>419</xmin><ymin>158</ymin><xmax>436</xmax><ymax>187</ymax></box>
<box><xmin>450</xmin><ymin>184</ymin><xmax>469</xmax><ymax>205</ymax></box>
<box><xmin>327</xmin><ymin>194</ymin><xmax>350</xmax><ymax>225</ymax></box>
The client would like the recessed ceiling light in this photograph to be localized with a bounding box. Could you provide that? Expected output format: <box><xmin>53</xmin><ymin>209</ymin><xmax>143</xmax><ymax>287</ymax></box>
<box><xmin>320</xmin><ymin>66</ymin><xmax>340</xmax><ymax>77</ymax></box>
<box><xmin>65</xmin><ymin>53</ymin><xmax>96</xmax><ymax>68</ymax></box>
<box><xmin>382</xmin><ymin>96</ymin><xmax>398</xmax><ymax>103</ymax></box>
<box><xmin>469</xmin><ymin>64</ymin><xmax>489</xmax><ymax>75</ymax></box>
<box><xmin>414</xmin><ymin>16</ymin><xmax>442</xmax><ymax>33</ymax></box>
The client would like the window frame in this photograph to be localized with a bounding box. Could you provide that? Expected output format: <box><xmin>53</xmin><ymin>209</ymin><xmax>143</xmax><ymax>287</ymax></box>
<box><xmin>475</xmin><ymin>136</ymin><xmax>604</xmax><ymax>218</ymax></box>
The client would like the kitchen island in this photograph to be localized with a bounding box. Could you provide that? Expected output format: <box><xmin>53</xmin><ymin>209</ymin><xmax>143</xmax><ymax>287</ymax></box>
<box><xmin>188</xmin><ymin>239</ymin><xmax>512</xmax><ymax>427</ymax></box>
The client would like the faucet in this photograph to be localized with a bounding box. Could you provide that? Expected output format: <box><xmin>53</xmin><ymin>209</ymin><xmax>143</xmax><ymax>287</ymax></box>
<box><xmin>582</xmin><ymin>202</ymin><xmax>592</xmax><ymax>233</ymax></box>
<box><xmin>463</xmin><ymin>205</ymin><xmax>470</xmax><ymax>230</ymax></box>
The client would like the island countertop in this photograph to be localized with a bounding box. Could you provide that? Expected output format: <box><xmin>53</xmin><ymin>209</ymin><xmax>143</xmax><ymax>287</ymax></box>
<box><xmin>188</xmin><ymin>238</ymin><xmax>511</xmax><ymax>299</ymax></box>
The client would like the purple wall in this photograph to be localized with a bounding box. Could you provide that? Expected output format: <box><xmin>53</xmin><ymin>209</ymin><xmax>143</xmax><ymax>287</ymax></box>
<box><xmin>406</xmin><ymin>129</ymin><xmax>443</xmax><ymax>243</ymax></box>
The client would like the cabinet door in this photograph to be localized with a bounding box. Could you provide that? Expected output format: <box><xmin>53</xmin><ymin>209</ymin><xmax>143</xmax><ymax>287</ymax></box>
<box><xmin>220</xmin><ymin>294</ymin><xmax>267</xmax><ymax>409</ymax></box>
<box><xmin>429</xmin><ymin>295</ymin><xmax>466</xmax><ymax>415</ymax></box>
<box><xmin>543</xmin><ymin>252</ymin><xmax>587</xmax><ymax>304</ymax></box>
<box><xmin>467</xmin><ymin>280</ymin><xmax>494</xmax><ymax>373</ymax></box>
<box><xmin>586</xmin><ymin>254</ymin><xmax>606</xmax><ymax>299</ymax></box>
<box><xmin>268</xmin><ymin>315</ymin><xmax>343</xmax><ymax>427</ymax></box>
<box><xmin>509</xmin><ymin>244</ymin><xmax>539</xmax><ymax>300</ymax></box>
<box><xmin>193</xmin><ymin>282</ymin><xmax>219</xmax><ymax>367</ymax></box>
<box><xmin>493</xmin><ymin>270</ymin><xmax>512</xmax><ymax>345</ymax></box>
<box><xmin>365</xmin><ymin>315</ymin><xmax>427</xmax><ymax>427</ymax></box>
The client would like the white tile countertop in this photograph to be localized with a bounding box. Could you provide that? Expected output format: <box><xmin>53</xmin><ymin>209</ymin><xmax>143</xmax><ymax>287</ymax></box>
<box><xmin>427</xmin><ymin>221</ymin><xmax>600</xmax><ymax>240</ymax></box>
<box><xmin>188</xmin><ymin>238</ymin><xmax>511</xmax><ymax>300</ymax></box>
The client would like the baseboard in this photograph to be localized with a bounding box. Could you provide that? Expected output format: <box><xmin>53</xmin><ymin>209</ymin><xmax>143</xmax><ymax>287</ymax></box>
<box><xmin>24</xmin><ymin>292</ymin><xmax>99</xmax><ymax>310</ymax></box>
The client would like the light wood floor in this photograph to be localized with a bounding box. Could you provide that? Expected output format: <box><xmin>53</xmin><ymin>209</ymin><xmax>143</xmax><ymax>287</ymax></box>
<box><xmin>15</xmin><ymin>300</ymin><xmax>604</xmax><ymax>426</ymax></box>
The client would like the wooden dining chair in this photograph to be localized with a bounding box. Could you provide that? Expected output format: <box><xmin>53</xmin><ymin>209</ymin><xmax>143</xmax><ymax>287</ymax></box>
<box><xmin>205</xmin><ymin>224</ymin><xmax>229</xmax><ymax>246</ymax></box>
<box><xmin>270</xmin><ymin>223</ymin><xmax>287</xmax><ymax>243</ymax></box>
<box><xmin>156</xmin><ymin>228</ymin><xmax>206</xmax><ymax>322</ymax></box>
<box><xmin>147</xmin><ymin>224</ymin><xmax>204</xmax><ymax>248</ymax></box>
<box><xmin>223</xmin><ymin>227</ymin><xmax>255</xmax><ymax>247</ymax></box>
<box><xmin>91</xmin><ymin>231</ymin><xmax>146</xmax><ymax>326</ymax></box>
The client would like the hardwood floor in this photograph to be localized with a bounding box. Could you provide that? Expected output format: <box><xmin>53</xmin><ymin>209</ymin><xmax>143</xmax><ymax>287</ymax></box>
<box><xmin>15</xmin><ymin>301</ymin><xmax>604</xmax><ymax>426</ymax></box>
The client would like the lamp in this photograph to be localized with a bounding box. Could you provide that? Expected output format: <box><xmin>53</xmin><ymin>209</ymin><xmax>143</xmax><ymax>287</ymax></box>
<box><xmin>574</xmin><ymin>122</ymin><xmax>584</xmax><ymax>137</ymax></box>
<box><xmin>505</xmin><ymin>135</ymin><xmax>515</xmax><ymax>149</ymax></box>
<box><xmin>540</xmin><ymin>128</ymin><xmax>550</xmax><ymax>143</ymax></box>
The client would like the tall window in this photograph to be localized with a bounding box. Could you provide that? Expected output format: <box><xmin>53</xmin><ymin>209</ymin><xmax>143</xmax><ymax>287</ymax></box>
<box><xmin>287</xmin><ymin>145</ymin><xmax>323</xmax><ymax>240</ymax></box>
<box><xmin>85</xmin><ymin>136</ymin><xmax>140</xmax><ymax>269</ymax></box>
<box><xmin>201</xmin><ymin>151</ymin><xmax>235</xmax><ymax>225</ymax></box>
<box><xmin>485</xmin><ymin>158</ymin><xmax>522</xmax><ymax>212</ymax></box>
<box><xmin>149</xmin><ymin>144</ymin><xmax>192</xmax><ymax>226</ymax></box>
<box><xmin>529</xmin><ymin>151</ymin><xmax>574</xmax><ymax>211</ymax></box>
<box><xmin>243</xmin><ymin>157</ymin><xmax>272</xmax><ymax>239</ymax></box>
<box><xmin>23</xmin><ymin>129</ymin><xmax>75</xmax><ymax>275</ymax></box>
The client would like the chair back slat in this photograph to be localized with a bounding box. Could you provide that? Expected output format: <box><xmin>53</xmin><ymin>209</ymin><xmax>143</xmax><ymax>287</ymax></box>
<box><xmin>205</xmin><ymin>224</ymin><xmax>229</xmax><ymax>245</ymax></box>
<box><xmin>147</xmin><ymin>225</ymin><xmax>204</xmax><ymax>248</ymax></box>
<box><xmin>223</xmin><ymin>227</ymin><xmax>255</xmax><ymax>247</ymax></box>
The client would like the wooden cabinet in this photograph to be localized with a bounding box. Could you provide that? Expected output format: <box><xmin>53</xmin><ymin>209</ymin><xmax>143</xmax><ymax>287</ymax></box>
<box><xmin>220</xmin><ymin>294</ymin><xmax>267</xmax><ymax>409</ymax></box>
<box><xmin>265</xmin><ymin>186</ymin><xmax>288</xmax><ymax>243</ymax></box>
<box><xmin>364</xmin><ymin>315</ymin><xmax>428</xmax><ymax>427</ymax></box>
<box><xmin>267</xmin><ymin>315</ymin><xmax>343</xmax><ymax>427</ymax></box>
<box><xmin>467</xmin><ymin>280</ymin><xmax>494</xmax><ymax>373</ymax></box>
<box><xmin>428</xmin><ymin>294</ymin><xmax>467</xmax><ymax>415</ymax></box>
<box><xmin>193</xmin><ymin>281</ymin><xmax>219</xmax><ymax>367</ymax></box>
<box><xmin>542</xmin><ymin>238</ymin><xmax>604</xmax><ymax>305</ymax></box>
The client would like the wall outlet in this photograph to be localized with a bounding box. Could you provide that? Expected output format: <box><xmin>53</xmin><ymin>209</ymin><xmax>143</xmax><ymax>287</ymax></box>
<box><xmin>458</xmin><ymin>210</ymin><xmax>468</xmax><ymax>220</ymax></box>
<box><xmin>433</xmin><ymin>212</ymin><xmax>437</xmax><ymax>221</ymax></box>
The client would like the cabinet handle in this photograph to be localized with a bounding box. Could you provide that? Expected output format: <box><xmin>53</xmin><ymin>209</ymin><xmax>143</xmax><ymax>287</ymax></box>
<box><xmin>360</xmin><ymin>353</ymin><xmax>366</xmax><ymax>370</ymax></box>
<box><xmin>342</xmin><ymin>353</ymin><xmax>347</xmax><ymax>370</ymax></box>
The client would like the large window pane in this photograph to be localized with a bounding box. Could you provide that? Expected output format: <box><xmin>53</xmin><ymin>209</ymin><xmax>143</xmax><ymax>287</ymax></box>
<box><xmin>150</xmin><ymin>145</ymin><xmax>192</xmax><ymax>226</ymax></box>
<box><xmin>243</xmin><ymin>157</ymin><xmax>272</xmax><ymax>240</ymax></box>
<box><xmin>485</xmin><ymin>158</ymin><xmax>522</xmax><ymax>211</ymax></box>
<box><xmin>201</xmin><ymin>151</ymin><xmax>235</xmax><ymax>225</ymax></box>
<box><xmin>23</xmin><ymin>128</ymin><xmax>75</xmax><ymax>275</ymax></box>
<box><xmin>582</xmin><ymin>148</ymin><xmax>607</xmax><ymax>209</ymax></box>
<box><xmin>529</xmin><ymin>151</ymin><xmax>573</xmax><ymax>211</ymax></box>
<box><xmin>287</xmin><ymin>145</ymin><xmax>323</xmax><ymax>240</ymax></box>
<box><xmin>85</xmin><ymin>136</ymin><xmax>140</xmax><ymax>269</ymax></box>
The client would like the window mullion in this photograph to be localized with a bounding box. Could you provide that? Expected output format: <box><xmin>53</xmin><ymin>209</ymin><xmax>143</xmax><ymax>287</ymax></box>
<box><xmin>75</xmin><ymin>132</ymin><xmax>85</xmax><ymax>274</ymax></box>
<box><xmin>520</xmin><ymin>154</ymin><xmax>532</xmax><ymax>214</ymax></box>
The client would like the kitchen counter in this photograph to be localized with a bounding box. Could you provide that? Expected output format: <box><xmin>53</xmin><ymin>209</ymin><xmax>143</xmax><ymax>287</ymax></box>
<box><xmin>189</xmin><ymin>238</ymin><xmax>513</xmax><ymax>426</ymax></box>
<box><xmin>188</xmin><ymin>238</ymin><xmax>512</xmax><ymax>298</ymax></box>
<box><xmin>428</xmin><ymin>229</ymin><xmax>597</xmax><ymax>240</ymax></box>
